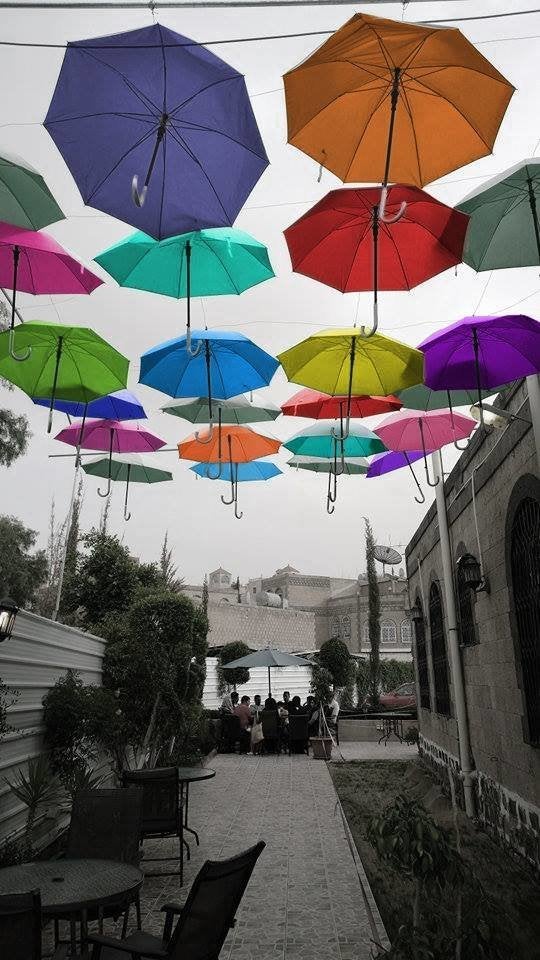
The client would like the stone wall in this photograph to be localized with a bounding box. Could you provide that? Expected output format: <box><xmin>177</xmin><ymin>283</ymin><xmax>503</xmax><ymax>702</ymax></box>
<box><xmin>206</xmin><ymin>602</ymin><xmax>321</xmax><ymax>652</ymax></box>
<box><xmin>406</xmin><ymin>380</ymin><xmax>540</xmax><ymax>861</ymax></box>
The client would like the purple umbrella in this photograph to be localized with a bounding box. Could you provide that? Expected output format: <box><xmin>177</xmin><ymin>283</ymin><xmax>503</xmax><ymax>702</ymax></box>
<box><xmin>366</xmin><ymin>449</ymin><xmax>427</xmax><ymax>503</ymax></box>
<box><xmin>419</xmin><ymin>314</ymin><xmax>540</xmax><ymax>424</ymax></box>
<box><xmin>44</xmin><ymin>24</ymin><xmax>268</xmax><ymax>240</ymax></box>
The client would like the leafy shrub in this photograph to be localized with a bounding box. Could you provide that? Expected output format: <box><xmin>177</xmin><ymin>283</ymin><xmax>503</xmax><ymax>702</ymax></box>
<box><xmin>6</xmin><ymin>755</ymin><xmax>61</xmax><ymax>844</ymax></box>
<box><xmin>216</xmin><ymin>641</ymin><xmax>251</xmax><ymax>695</ymax></box>
<box><xmin>317</xmin><ymin>637</ymin><xmax>355</xmax><ymax>688</ymax></box>
<box><xmin>42</xmin><ymin>670</ymin><xmax>94</xmax><ymax>792</ymax></box>
<box><xmin>0</xmin><ymin>834</ymin><xmax>32</xmax><ymax>868</ymax></box>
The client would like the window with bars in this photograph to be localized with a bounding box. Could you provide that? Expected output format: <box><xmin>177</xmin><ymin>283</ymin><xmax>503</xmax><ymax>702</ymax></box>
<box><xmin>381</xmin><ymin>620</ymin><xmax>397</xmax><ymax>645</ymax></box>
<box><xmin>429</xmin><ymin>582</ymin><xmax>451</xmax><ymax>716</ymax></box>
<box><xmin>400</xmin><ymin>619</ymin><xmax>412</xmax><ymax>644</ymax></box>
<box><xmin>414</xmin><ymin>600</ymin><xmax>431</xmax><ymax>710</ymax></box>
<box><xmin>510</xmin><ymin>496</ymin><xmax>540</xmax><ymax>747</ymax></box>
<box><xmin>457</xmin><ymin>559</ymin><xmax>478</xmax><ymax>646</ymax></box>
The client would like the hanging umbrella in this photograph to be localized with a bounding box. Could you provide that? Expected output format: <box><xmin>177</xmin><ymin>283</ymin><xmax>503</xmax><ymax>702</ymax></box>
<box><xmin>281</xmin><ymin>388</ymin><xmax>400</xmax><ymax>420</ymax></box>
<box><xmin>140</xmin><ymin>329</ymin><xmax>279</xmax><ymax>441</ymax></box>
<box><xmin>0</xmin><ymin>321</ymin><xmax>129</xmax><ymax>432</ymax></box>
<box><xmin>278</xmin><ymin>328</ymin><xmax>423</xmax><ymax>441</ymax></box>
<box><xmin>162</xmin><ymin>393</ymin><xmax>280</xmax><ymax>424</ymax></box>
<box><xmin>458</xmin><ymin>159</ymin><xmax>540</xmax><ymax>270</ymax></box>
<box><xmin>287</xmin><ymin>454</ymin><xmax>368</xmax><ymax>474</ymax></box>
<box><xmin>0</xmin><ymin>221</ymin><xmax>102</xmax><ymax>361</ymax></box>
<box><xmin>0</xmin><ymin>153</ymin><xmax>65</xmax><ymax>230</ymax></box>
<box><xmin>45</xmin><ymin>23</ymin><xmax>268</xmax><ymax>240</ymax></box>
<box><xmin>83</xmin><ymin>452</ymin><xmax>173</xmax><ymax>520</ymax></box>
<box><xmin>374</xmin><ymin>409</ymin><xmax>476</xmax><ymax>493</ymax></box>
<box><xmin>95</xmin><ymin>228</ymin><xmax>274</xmax><ymax>352</ymax></box>
<box><xmin>284</xmin><ymin>186</ymin><xmax>468</xmax><ymax>332</ymax></box>
<box><xmin>190</xmin><ymin>459</ymin><xmax>281</xmax><ymax>481</ymax></box>
<box><xmin>56</xmin><ymin>419</ymin><xmax>166</xmax><ymax>497</ymax></box>
<box><xmin>366</xmin><ymin>449</ymin><xmax>426</xmax><ymax>504</ymax></box>
<box><xmin>283</xmin><ymin>12</ymin><xmax>513</xmax><ymax>216</ymax></box>
<box><xmin>419</xmin><ymin>314</ymin><xmax>540</xmax><ymax>425</ymax></box>
<box><xmin>222</xmin><ymin>647</ymin><xmax>312</xmax><ymax>698</ymax></box>
<box><xmin>33</xmin><ymin>389</ymin><xmax>146</xmax><ymax>422</ymax></box>
<box><xmin>397</xmin><ymin>383</ymin><xmax>492</xmax><ymax>412</ymax></box>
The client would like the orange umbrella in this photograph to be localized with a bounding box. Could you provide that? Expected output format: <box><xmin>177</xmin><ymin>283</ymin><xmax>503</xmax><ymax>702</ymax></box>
<box><xmin>284</xmin><ymin>13</ymin><xmax>514</xmax><ymax>200</ymax></box>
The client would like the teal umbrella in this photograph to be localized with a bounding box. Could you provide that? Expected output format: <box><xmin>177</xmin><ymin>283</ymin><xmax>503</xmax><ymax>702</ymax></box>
<box><xmin>95</xmin><ymin>227</ymin><xmax>274</xmax><ymax>353</ymax></box>
<box><xmin>0</xmin><ymin>153</ymin><xmax>65</xmax><ymax>231</ymax></box>
<box><xmin>459</xmin><ymin>159</ymin><xmax>540</xmax><ymax>270</ymax></box>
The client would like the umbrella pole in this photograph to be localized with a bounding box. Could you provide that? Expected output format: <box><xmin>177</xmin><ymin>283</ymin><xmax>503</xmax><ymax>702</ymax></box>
<box><xmin>132</xmin><ymin>115</ymin><xmax>167</xmax><ymax>207</ymax></box>
<box><xmin>379</xmin><ymin>69</ymin><xmax>406</xmax><ymax>224</ymax></box>
<box><xmin>75</xmin><ymin>403</ymin><xmax>88</xmax><ymax>469</ymax></box>
<box><xmin>124</xmin><ymin>465</ymin><xmax>132</xmax><ymax>522</ymax></box>
<box><xmin>331</xmin><ymin>337</ymin><xmax>355</xmax><ymax>441</ymax></box>
<box><xmin>404</xmin><ymin>452</ymin><xmax>426</xmax><ymax>504</ymax></box>
<box><xmin>8</xmin><ymin>246</ymin><xmax>30</xmax><ymax>362</ymax></box>
<box><xmin>267</xmin><ymin>666</ymin><xmax>271</xmax><ymax>699</ymax></box>
<box><xmin>47</xmin><ymin>336</ymin><xmax>63</xmax><ymax>434</ymax></box>
<box><xmin>419</xmin><ymin>418</ymin><xmax>439</xmax><ymax>487</ymax></box>
<box><xmin>326</xmin><ymin>468</ymin><xmax>335</xmax><ymax>515</ymax></box>
<box><xmin>185</xmin><ymin>241</ymin><xmax>201</xmax><ymax>357</ymax></box>
<box><xmin>98</xmin><ymin>429</ymin><xmax>114</xmax><ymax>498</ymax></box>
<box><xmin>369</xmin><ymin>206</ymin><xmax>380</xmax><ymax>336</ymax></box>
<box><xmin>447</xmin><ymin>391</ymin><xmax>469</xmax><ymax>451</ymax></box>
<box><xmin>206</xmin><ymin>408</ymin><xmax>223</xmax><ymax>479</ymax></box>
<box><xmin>472</xmin><ymin>327</ymin><xmax>486</xmax><ymax>428</ymax></box>
<box><xmin>194</xmin><ymin>341</ymin><xmax>215</xmax><ymax>443</ymax></box>
<box><xmin>527</xmin><ymin>176</ymin><xmax>540</xmax><ymax>262</ymax></box>
<box><xmin>221</xmin><ymin>435</ymin><xmax>235</xmax><ymax>505</ymax></box>
<box><xmin>233</xmin><ymin>463</ymin><xmax>243</xmax><ymax>520</ymax></box>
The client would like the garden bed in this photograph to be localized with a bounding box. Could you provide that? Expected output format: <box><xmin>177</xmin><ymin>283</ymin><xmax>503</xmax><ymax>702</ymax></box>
<box><xmin>330</xmin><ymin>759</ymin><xmax>540</xmax><ymax>960</ymax></box>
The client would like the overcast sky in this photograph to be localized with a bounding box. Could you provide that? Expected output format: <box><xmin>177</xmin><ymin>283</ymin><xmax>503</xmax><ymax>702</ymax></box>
<box><xmin>0</xmin><ymin>0</ymin><xmax>538</xmax><ymax>585</ymax></box>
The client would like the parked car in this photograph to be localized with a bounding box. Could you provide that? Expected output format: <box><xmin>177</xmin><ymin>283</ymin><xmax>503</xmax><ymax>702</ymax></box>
<box><xmin>378</xmin><ymin>682</ymin><xmax>416</xmax><ymax>711</ymax></box>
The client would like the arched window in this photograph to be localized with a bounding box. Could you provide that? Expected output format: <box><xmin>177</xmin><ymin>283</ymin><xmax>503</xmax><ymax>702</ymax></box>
<box><xmin>400</xmin><ymin>619</ymin><xmax>412</xmax><ymax>644</ymax></box>
<box><xmin>456</xmin><ymin>555</ymin><xmax>478</xmax><ymax>647</ymax></box>
<box><xmin>510</xmin><ymin>494</ymin><xmax>540</xmax><ymax>746</ymax></box>
<box><xmin>362</xmin><ymin>622</ymin><xmax>370</xmax><ymax>648</ymax></box>
<box><xmin>380</xmin><ymin>620</ymin><xmax>397</xmax><ymax>645</ymax></box>
<box><xmin>331</xmin><ymin>617</ymin><xmax>340</xmax><ymax>639</ymax></box>
<box><xmin>342</xmin><ymin>615</ymin><xmax>351</xmax><ymax>638</ymax></box>
<box><xmin>429</xmin><ymin>582</ymin><xmax>450</xmax><ymax>716</ymax></box>
<box><xmin>414</xmin><ymin>599</ymin><xmax>431</xmax><ymax>710</ymax></box>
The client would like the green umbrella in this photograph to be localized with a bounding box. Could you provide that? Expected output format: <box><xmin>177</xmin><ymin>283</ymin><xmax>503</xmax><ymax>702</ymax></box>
<box><xmin>95</xmin><ymin>227</ymin><xmax>274</xmax><ymax>354</ymax></box>
<box><xmin>0</xmin><ymin>322</ymin><xmax>129</xmax><ymax>432</ymax></box>
<box><xmin>287</xmin><ymin>454</ymin><xmax>368</xmax><ymax>474</ymax></box>
<box><xmin>83</xmin><ymin>453</ymin><xmax>172</xmax><ymax>521</ymax></box>
<box><xmin>459</xmin><ymin>159</ymin><xmax>540</xmax><ymax>270</ymax></box>
<box><xmin>0</xmin><ymin>153</ymin><xmax>65</xmax><ymax>231</ymax></box>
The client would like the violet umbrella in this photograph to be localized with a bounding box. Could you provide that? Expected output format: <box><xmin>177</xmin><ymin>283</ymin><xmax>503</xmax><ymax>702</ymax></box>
<box><xmin>55</xmin><ymin>419</ymin><xmax>166</xmax><ymax>497</ymax></box>
<box><xmin>0</xmin><ymin>221</ymin><xmax>102</xmax><ymax>361</ymax></box>
<box><xmin>366</xmin><ymin>449</ymin><xmax>427</xmax><ymax>504</ymax></box>
<box><xmin>44</xmin><ymin>24</ymin><xmax>268</xmax><ymax>240</ymax></box>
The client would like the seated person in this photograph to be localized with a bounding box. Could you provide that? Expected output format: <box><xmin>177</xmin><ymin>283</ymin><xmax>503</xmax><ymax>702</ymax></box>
<box><xmin>283</xmin><ymin>691</ymin><xmax>291</xmax><ymax>709</ymax></box>
<box><xmin>221</xmin><ymin>691</ymin><xmax>239</xmax><ymax>714</ymax></box>
<box><xmin>326</xmin><ymin>694</ymin><xmax>340</xmax><ymax>732</ymax></box>
<box><xmin>233</xmin><ymin>694</ymin><xmax>253</xmax><ymax>753</ymax></box>
<box><xmin>305</xmin><ymin>695</ymin><xmax>319</xmax><ymax>734</ymax></box>
<box><xmin>250</xmin><ymin>694</ymin><xmax>263</xmax><ymax>721</ymax></box>
<box><xmin>277</xmin><ymin>700</ymin><xmax>289</xmax><ymax>722</ymax></box>
<box><xmin>264</xmin><ymin>696</ymin><xmax>278</xmax><ymax>712</ymax></box>
<box><xmin>288</xmin><ymin>695</ymin><xmax>302</xmax><ymax>716</ymax></box>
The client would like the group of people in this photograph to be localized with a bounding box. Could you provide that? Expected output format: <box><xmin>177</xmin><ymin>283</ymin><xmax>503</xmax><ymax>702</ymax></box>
<box><xmin>220</xmin><ymin>689</ymin><xmax>340</xmax><ymax>754</ymax></box>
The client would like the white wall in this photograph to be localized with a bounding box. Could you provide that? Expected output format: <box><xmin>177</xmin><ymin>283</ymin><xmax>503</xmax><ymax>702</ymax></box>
<box><xmin>202</xmin><ymin>657</ymin><xmax>313</xmax><ymax>708</ymax></box>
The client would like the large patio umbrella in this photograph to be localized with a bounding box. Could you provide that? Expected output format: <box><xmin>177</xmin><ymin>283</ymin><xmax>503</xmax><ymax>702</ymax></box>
<box><xmin>458</xmin><ymin>159</ymin><xmax>540</xmax><ymax>270</ymax></box>
<box><xmin>45</xmin><ymin>23</ymin><xmax>268</xmax><ymax>240</ymax></box>
<box><xmin>95</xmin><ymin>228</ymin><xmax>274</xmax><ymax>352</ymax></box>
<box><xmin>284</xmin><ymin>186</ymin><xmax>468</xmax><ymax>332</ymax></box>
<box><xmin>0</xmin><ymin>153</ymin><xmax>64</xmax><ymax>230</ymax></box>
<box><xmin>56</xmin><ymin>419</ymin><xmax>166</xmax><ymax>496</ymax></box>
<box><xmin>222</xmin><ymin>647</ymin><xmax>312</xmax><ymax>698</ymax></box>
<box><xmin>83</xmin><ymin>452</ymin><xmax>173</xmax><ymax>520</ymax></box>
<box><xmin>283</xmin><ymin>12</ymin><xmax>513</xmax><ymax>210</ymax></box>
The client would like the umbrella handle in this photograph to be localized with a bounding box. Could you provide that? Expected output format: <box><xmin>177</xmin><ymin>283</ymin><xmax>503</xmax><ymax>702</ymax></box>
<box><xmin>8</xmin><ymin>327</ymin><xmax>31</xmax><ymax>362</ymax></box>
<box><xmin>419</xmin><ymin>419</ymin><xmax>439</xmax><ymax>488</ymax></box>
<box><xmin>185</xmin><ymin>327</ymin><xmax>202</xmax><ymax>357</ymax></box>
<box><xmin>447</xmin><ymin>393</ymin><xmax>470</xmax><ymax>451</ymax></box>
<box><xmin>360</xmin><ymin>299</ymin><xmax>379</xmax><ymax>339</ymax></box>
<box><xmin>123</xmin><ymin>466</ymin><xmax>132</xmax><ymax>521</ymax></box>
<box><xmin>131</xmin><ymin>175</ymin><xmax>148</xmax><ymax>207</ymax></box>
<box><xmin>326</xmin><ymin>494</ymin><xmax>335</xmax><ymax>515</ymax></box>
<box><xmin>194</xmin><ymin>419</ymin><xmax>214</xmax><ymax>444</ymax></box>
<box><xmin>206</xmin><ymin>460</ymin><xmax>223</xmax><ymax>480</ymax></box>
<box><xmin>221</xmin><ymin>489</ymin><xmax>235</xmax><ymax>505</ymax></box>
<box><xmin>97</xmin><ymin>477</ymin><xmax>112</xmax><ymax>498</ymax></box>
<box><xmin>404</xmin><ymin>452</ymin><xmax>426</xmax><ymax>504</ymax></box>
<box><xmin>378</xmin><ymin>187</ymin><xmax>407</xmax><ymax>224</ymax></box>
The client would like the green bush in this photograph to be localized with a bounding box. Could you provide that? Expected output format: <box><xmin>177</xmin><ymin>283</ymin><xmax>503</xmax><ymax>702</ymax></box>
<box><xmin>317</xmin><ymin>637</ymin><xmax>355</xmax><ymax>688</ymax></box>
<box><xmin>216</xmin><ymin>641</ymin><xmax>251</xmax><ymax>695</ymax></box>
<box><xmin>42</xmin><ymin>670</ymin><xmax>94</xmax><ymax>792</ymax></box>
<box><xmin>380</xmin><ymin>660</ymin><xmax>415</xmax><ymax>693</ymax></box>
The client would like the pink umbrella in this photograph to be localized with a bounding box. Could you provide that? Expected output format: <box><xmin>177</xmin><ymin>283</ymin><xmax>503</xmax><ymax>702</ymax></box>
<box><xmin>0</xmin><ymin>221</ymin><xmax>103</xmax><ymax>360</ymax></box>
<box><xmin>374</xmin><ymin>408</ymin><xmax>476</xmax><ymax>490</ymax></box>
<box><xmin>55</xmin><ymin>418</ymin><xmax>166</xmax><ymax>496</ymax></box>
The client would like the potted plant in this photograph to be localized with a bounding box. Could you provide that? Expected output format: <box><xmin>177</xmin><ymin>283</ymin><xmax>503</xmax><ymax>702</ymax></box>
<box><xmin>309</xmin><ymin>666</ymin><xmax>334</xmax><ymax>759</ymax></box>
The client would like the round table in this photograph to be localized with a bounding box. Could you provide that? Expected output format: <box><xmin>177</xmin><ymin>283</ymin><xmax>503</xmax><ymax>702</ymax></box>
<box><xmin>0</xmin><ymin>858</ymin><xmax>143</xmax><ymax>955</ymax></box>
<box><xmin>177</xmin><ymin>766</ymin><xmax>216</xmax><ymax>845</ymax></box>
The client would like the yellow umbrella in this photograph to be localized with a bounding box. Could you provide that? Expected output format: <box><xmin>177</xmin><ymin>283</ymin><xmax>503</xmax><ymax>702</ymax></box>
<box><xmin>278</xmin><ymin>328</ymin><xmax>423</xmax><ymax>439</ymax></box>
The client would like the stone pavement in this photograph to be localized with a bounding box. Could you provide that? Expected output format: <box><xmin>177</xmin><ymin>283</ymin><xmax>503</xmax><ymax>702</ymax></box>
<box><xmin>139</xmin><ymin>752</ymin><xmax>388</xmax><ymax>960</ymax></box>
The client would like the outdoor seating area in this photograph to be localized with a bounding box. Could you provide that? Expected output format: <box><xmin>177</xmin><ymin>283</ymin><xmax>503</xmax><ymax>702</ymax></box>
<box><xmin>218</xmin><ymin>688</ymin><xmax>340</xmax><ymax>756</ymax></box>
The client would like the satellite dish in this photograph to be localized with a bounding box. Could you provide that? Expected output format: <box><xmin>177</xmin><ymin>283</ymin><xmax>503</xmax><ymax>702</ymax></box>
<box><xmin>374</xmin><ymin>545</ymin><xmax>402</xmax><ymax>567</ymax></box>
<box><xmin>469</xmin><ymin>404</ymin><xmax>506</xmax><ymax>430</ymax></box>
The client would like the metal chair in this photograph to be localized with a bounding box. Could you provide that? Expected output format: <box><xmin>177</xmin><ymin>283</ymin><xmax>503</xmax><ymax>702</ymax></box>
<box><xmin>87</xmin><ymin>841</ymin><xmax>266</xmax><ymax>960</ymax></box>
<box><xmin>288</xmin><ymin>715</ymin><xmax>309</xmax><ymax>755</ymax></box>
<box><xmin>121</xmin><ymin>767</ymin><xmax>184</xmax><ymax>884</ymax></box>
<box><xmin>0</xmin><ymin>890</ymin><xmax>42</xmax><ymax>960</ymax></box>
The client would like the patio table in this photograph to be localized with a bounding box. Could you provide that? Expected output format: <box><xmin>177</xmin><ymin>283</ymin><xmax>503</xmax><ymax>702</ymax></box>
<box><xmin>177</xmin><ymin>766</ymin><xmax>216</xmax><ymax>846</ymax></box>
<box><xmin>377</xmin><ymin>713</ymin><xmax>406</xmax><ymax>745</ymax></box>
<box><xmin>0</xmin><ymin>858</ymin><xmax>143</xmax><ymax>957</ymax></box>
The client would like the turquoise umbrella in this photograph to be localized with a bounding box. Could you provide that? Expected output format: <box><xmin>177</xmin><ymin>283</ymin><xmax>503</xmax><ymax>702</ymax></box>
<box><xmin>95</xmin><ymin>227</ymin><xmax>274</xmax><ymax>353</ymax></box>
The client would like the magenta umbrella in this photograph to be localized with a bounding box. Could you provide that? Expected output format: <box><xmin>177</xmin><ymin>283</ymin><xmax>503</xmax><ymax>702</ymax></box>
<box><xmin>374</xmin><ymin>409</ymin><xmax>476</xmax><ymax>490</ymax></box>
<box><xmin>366</xmin><ymin>449</ymin><xmax>427</xmax><ymax>504</ymax></box>
<box><xmin>55</xmin><ymin>418</ymin><xmax>166</xmax><ymax>496</ymax></box>
<box><xmin>0</xmin><ymin>221</ymin><xmax>102</xmax><ymax>361</ymax></box>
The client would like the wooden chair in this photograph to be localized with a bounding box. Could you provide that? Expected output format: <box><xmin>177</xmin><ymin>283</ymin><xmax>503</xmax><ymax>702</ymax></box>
<box><xmin>121</xmin><ymin>767</ymin><xmax>184</xmax><ymax>885</ymax></box>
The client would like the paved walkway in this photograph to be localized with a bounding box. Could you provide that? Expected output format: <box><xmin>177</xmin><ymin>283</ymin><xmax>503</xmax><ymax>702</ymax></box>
<box><xmin>139</xmin><ymin>753</ymin><xmax>388</xmax><ymax>960</ymax></box>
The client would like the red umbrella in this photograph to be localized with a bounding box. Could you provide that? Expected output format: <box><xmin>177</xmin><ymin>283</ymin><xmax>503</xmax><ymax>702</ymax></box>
<box><xmin>281</xmin><ymin>388</ymin><xmax>401</xmax><ymax>419</ymax></box>
<box><xmin>284</xmin><ymin>186</ymin><xmax>468</xmax><ymax>334</ymax></box>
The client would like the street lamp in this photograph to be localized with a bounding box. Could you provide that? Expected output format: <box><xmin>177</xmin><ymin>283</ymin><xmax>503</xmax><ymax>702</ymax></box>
<box><xmin>0</xmin><ymin>598</ymin><xmax>18</xmax><ymax>643</ymax></box>
<box><xmin>457</xmin><ymin>554</ymin><xmax>490</xmax><ymax>594</ymax></box>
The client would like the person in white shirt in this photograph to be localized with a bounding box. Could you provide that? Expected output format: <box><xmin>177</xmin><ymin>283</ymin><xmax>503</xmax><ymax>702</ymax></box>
<box><xmin>327</xmin><ymin>695</ymin><xmax>340</xmax><ymax>732</ymax></box>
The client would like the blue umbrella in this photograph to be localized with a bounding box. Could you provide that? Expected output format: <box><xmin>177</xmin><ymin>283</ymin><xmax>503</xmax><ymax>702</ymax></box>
<box><xmin>44</xmin><ymin>24</ymin><xmax>268</xmax><ymax>240</ymax></box>
<box><xmin>190</xmin><ymin>460</ymin><xmax>282</xmax><ymax>482</ymax></box>
<box><xmin>32</xmin><ymin>389</ymin><xmax>146</xmax><ymax>422</ymax></box>
<box><xmin>140</xmin><ymin>329</ymin><xmax>278</xmax><ymax>442</ymax></box>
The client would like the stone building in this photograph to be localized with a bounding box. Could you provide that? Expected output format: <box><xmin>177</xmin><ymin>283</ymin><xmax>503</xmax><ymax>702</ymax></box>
<box><xmin>406</xmin><ymin>379</ymin><xmax>540</xmax><ymax>864</ymax></box>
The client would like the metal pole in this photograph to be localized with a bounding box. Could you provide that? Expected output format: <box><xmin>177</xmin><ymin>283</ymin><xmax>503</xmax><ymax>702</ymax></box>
<box><xmin>432</xmin><ymin>451</ymin><xmax>475</xmax><ymax>818</ymax></box>
<box><xmin>52</xmin><ymin>462</ymin><xmax>80</xmax><ymax>622</ymax></box>
<box><xmin>526</xmin><ymin>375</ymin><xmax>540</xmax><ymax>475</ymax></box>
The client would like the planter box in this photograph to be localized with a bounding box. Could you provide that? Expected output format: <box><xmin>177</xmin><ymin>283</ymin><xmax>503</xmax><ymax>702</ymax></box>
<box><xmin>310</xmin><ymin>737</ymin><xmax>333</xmax><ymax>760</ymax></box>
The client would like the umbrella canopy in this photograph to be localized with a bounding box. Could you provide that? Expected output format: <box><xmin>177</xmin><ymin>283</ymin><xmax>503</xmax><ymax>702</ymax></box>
<box><xmin>45</xmin><ymin>23</ymin><xmax>268</xmax><ymax>240</ymax></box>
<box><xmin>419</xmin><ymin>315</ymin><xmax>540</xmax><ymax>392</ymax></box>
<box><xmin>375</xmin><ymin>409</ymin><xmax>476</xmax><ymax>453</ymax></box>
<box><xmin>179</xmin><ymin>424</ymin><xmax>280</xmax><ymax>463</ymax></box>
<box><xmin>283</xmin><ymin>422</ymin><xmax>385</xmax><ymax>459</ymax></box>
<box><xmin>162</xmin><ymin>393</ymin><xmax>280</xmax><ymax>424</ymax></box>
<box><xmin>458</xmin><ymin>159</ymin><xmax>540</xmax><ymax>271</ymax></box>
<box><xmin>288</xmin><ymin>454</ymin><xmax>368</xmax><ymax>474</ymax></box>
<box><xmin>367</xmin><ymin>449</ymin><xmax>427</xmax><ymax>478</ymax></box>
<box><xmin>281</xmin><ymin>388</ymin><xmax>400</xmax><ymax>419</ymax></box>
<box><xmin>222</xmin><ymin>646</ymin><xmax>312</xmax><ymax>697</ymax></box>
<box><xmin>83</xmin><ymin>452</ymin><xmax>172</xmax><ymax>520</ymax></box>
<box><xmin>397</xmin><ymin>383</ymin><xmax>492</xmax><ymax>412</ymax></box>
<box><xmin>283</xmin><ymin>12</ymin><xmax>514</xmax><ymax>187</ymax></box>
<box><xmin>190</xmin><ymin>460</ymin><xmax>281</xmax><ymax>482</ymax></box>
<box><xmin>56</xmin><ymin>419</ymin><xmax>165</xmax><ymax>454</ymax></box>
<box><xmin>0</xmin><ymin>322</ymin><xmax>129</xmax><ymax>431</ymax></box>
<box><xmin>0</xmin><ymin>153</ymin><xmax>65</xmax><ymax>230</ymax></box>
<box><xmin>33</xmin><ymin>389</ymin><xmax>146</xmax><ymax>421</ymax></box>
